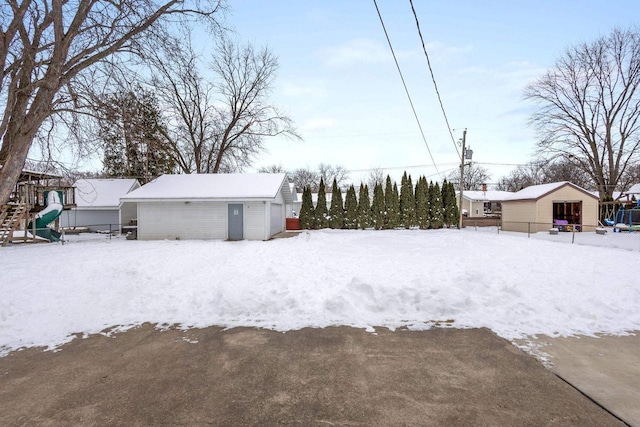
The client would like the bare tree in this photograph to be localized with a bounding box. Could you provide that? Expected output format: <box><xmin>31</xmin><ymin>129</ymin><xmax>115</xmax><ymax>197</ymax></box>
<box><xmin>366</xmin><ymin>167</ymin><xmax>385</xmax><ymax>190</ymax></box>
<box><xmin>543</xmin><ymin>159</ymin><xmax>592</xmax><ymax>189</ymax></box>
<box><xmin>318</xmin><ymin>163</ymin><xmax>349</xmax><ymax>192</ymax></box>
<box><xmin>495</xmin><ymin>161</ymin><xmax>547</xmax><ymax>192</ymax></box>
<box><xmin>257</xmin><ymin>164</ymin><xmax>288</xmax><ymax>174</ymax></box>
<box><xmin>525</xmin><ymin>28</ymin><xmax>640</xmax><ymax>200</ymax></box>
<box><xmin>290</xmin><ymin>167</ymin><xmax>320</xmax><ymax>192</ymax></box>
<box><xmin>287</xmin><ymin>163</ymin><xmax>349</xmax><ymax>192</ymax></box>
<box><xmin>447</xmin><ymin>164</ymin><xmax>491</xmax><ymax>191</ymax></box>
<box><xmin>211</xmin><ymin>37</ymin><xmax>301</xmax><ymax>172</ymax></box>
<box><xmin>496</xmin><ymin>159</ymin><xmax>594</xmax><ymax>192</ymax></box>
<box><xmin>620</xmin><ymin>163</ymin><xmax>640</xmax><ymax>193</ymax></box>
<box><xmin>0</xmin><ymin>0</ymin><xmax>224</xmax><ymax>205</ymax></box>
<box><xmin>147</xmin><ymin>34</ymin><xmax>218</xmax><ymax>173</ymax></box>
<box><xmin>144</xmin><ymin>33</ymin><xmax>299</xmax><ymax>173</ymax></box>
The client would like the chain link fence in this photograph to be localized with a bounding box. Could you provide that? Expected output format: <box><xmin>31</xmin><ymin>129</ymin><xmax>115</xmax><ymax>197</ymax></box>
<box><xmin>465</xmin><ymin>220</ymin><xmax>640</xmax><ymax>250</ymax></box>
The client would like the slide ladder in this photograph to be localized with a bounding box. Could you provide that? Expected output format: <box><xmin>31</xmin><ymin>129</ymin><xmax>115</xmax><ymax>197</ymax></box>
<box><xmin>0</xmin><ymin>203</ymin><xmax>27</xmax><ymax>247</ymax></box>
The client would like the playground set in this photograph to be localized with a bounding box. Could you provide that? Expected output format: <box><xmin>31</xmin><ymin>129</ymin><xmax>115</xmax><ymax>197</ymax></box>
<box><xmin>0</xmin><ymin>169</ymin><xmax>75</xmax><ymax>246</ymax></box>
<box><xmin>609</xmin><ymin>200</ymin><xmax>640</xmax><ymax>232</ymax></box>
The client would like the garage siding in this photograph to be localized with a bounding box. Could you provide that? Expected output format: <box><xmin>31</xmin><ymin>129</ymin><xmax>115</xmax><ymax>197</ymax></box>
<box><xmin>538</xmin><ymin>188</ymin><xmax>599</xmax><ymax>230</ymax></box>
<box><xmin>270</xmin><ymin>203</ymin><xmax>283</xmax><ymax>235</ymax></box>
<box><xmin>244</xmin><ymin>202</ymin><xmax>266</xmax><ymax>240</ymax></box>
<box><xmin>138</xmin><ymin>201</ymin><xmax>226</xmax><ymax>240</ymax></box>
<box><xmin>501</xmin><ymin>201</ymin><xmax>537</xmax><ymax>232</ymax></box>
<box><xmin>502</xmin><ymin>184</ymin><xmax>600</xmax><ymax>233</ymax></box>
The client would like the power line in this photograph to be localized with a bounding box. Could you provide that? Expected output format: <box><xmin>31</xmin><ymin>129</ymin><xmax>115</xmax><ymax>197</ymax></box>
<box><xmin>347</xmin><ymin>162</ymin><xmax>459</xmax><ymax>174</ymax></box>
<box><xmin>408</xmin><ymin>0</ymin><xmax>461</xmax><ymax>161</ymax></box>
<box><xmin>372</xmin><ymin>0</ymin><xmax>441</xmax><ymax>179</ymax></box>
<box><xmin>475</xmin><ymin>162</ymin><xmax>528</xmax><ymax>167</ymax></box>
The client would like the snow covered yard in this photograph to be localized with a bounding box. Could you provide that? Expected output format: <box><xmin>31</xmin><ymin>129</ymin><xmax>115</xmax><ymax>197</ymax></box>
<box><xmin>1</xmin><ymin>228</ymin><xmax>639</xmax><ymax>356</ymax></box>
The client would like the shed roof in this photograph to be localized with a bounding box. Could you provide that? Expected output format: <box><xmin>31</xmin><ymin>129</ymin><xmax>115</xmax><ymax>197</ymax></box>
<box><xmin>505</xmin><ymin>181</ymin><xmax>598</xmax><ymax>202</ymax></box>
<box><xmin>75</xmin><ymin>179</ymin><xmax>140</xmax><ymax>208</ymax></box>
<box><xmin>121</xmin><ymin>173</ymin><xmax>293</xmax><ymax>203</ymax></box>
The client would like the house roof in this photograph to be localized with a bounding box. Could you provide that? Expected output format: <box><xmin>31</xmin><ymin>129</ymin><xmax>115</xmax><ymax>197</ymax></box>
<box><xmin>626</xmin><ymin>183</ymin><xmax>640</xmax><ymax>194</ymax></box>
<box><xmin>460</xmin><ymin>190</ymin><xmax>514</xmax><ymax>202</ymax></box>
<box><xmin>75</xmin><ymin>179</ymin><xmax>140</xmax><ymax>208</ymax></box>
<box><xmin>505</xmin><ymin>181</ymin><xmax>598</xmax><ymax>202</ymax></box>
<box><xmin>121</xmin><ymin>173</ymin><xmax>293</xmax><ymax>203</ymax></box>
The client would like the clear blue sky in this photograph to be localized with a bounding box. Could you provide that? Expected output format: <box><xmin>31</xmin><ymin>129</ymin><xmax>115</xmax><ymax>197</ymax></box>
<box><xmin>217</xmin><ymin>0</ymin><xmax>640</xmax><ymax>186</ymax></box>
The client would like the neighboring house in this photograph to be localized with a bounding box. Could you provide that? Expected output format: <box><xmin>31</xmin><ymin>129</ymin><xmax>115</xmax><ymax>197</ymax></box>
<box><xmin>501</xmin><ymin>181</ymin><xmax>599</xmax><ymax>233</ymax></box>
<box><xmin>622</xmin><ymin>183</ymin><xmax>640</xmax><ymax>201</ymax></box>
<box><xmin>120</xmin><ymin>173</ymin><xmax>293</xmax><ymax>241</ymax></box>
<box><xmin>60</xmin><ymin>178</ymin><xmax>140</xmax><ymax>232</ymax></box>
<box><xmin>457</xmin><ymin>190</ymin><xmax>514</xmax><ymax>218</ymax></box>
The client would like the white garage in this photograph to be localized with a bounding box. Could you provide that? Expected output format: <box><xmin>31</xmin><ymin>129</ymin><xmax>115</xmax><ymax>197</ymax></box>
<box><xmin>120</xmin><ymin>173</ymin><xmax>293</xmax><ymax>241</ymax></box>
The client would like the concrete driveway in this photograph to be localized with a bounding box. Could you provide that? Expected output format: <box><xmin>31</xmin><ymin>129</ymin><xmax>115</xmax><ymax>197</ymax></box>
<box><xmin>0</xmin><ymin>326</ymin><xmax>625</xmax><ymax>426</ymax></box>
<box><xmin>529</xmin><ymin>333</ymin><xmax>640</xmax><ymax>427</ymax></box>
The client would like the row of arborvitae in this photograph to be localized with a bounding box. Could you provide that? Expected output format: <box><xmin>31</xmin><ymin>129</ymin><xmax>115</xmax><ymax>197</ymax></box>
<box><xmin>298</xmin><ymin>172</ymin><xmax>459</xmax><ymax>230</ymax></box>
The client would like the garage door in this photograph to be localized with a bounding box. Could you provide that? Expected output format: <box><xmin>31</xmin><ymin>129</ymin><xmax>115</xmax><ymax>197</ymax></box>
<box><xmin>270</xmin><ymin>203</ymin><xmax>283</xmax><ymax>236</ymax></box>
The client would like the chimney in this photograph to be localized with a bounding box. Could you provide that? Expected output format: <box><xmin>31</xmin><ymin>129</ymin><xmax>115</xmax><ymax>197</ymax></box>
<box><xmin>482</xmin><ymin>183</ymin><xmax>487</xmax><ymax>192</ymax></box>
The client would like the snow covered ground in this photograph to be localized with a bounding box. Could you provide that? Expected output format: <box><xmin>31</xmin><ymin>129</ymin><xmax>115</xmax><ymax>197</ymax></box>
<box><xmin>1</xmin><ymin>228</ymin><xmax>639</xmax><ymax>356</ymax></box>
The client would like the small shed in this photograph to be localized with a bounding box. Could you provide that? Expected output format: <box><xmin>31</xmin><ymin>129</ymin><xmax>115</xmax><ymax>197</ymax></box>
<box><xmin>120</xmin><ymin>173</ymin><xmax>293</xmax><ymax>241</ymax></box>
<box><xmin>458</xmin><ymin>190</ymin><xmax>514</xmax><ymax>218</ymax></box>
<box><xmin>60</xmin><ymin>179</ymin><xmax>140</xmax><ymax>232</ymax></box>
<box><xmin>501</xmin><ymin>181</ymin><xmax>599</xmax><ymax>233</ymax></box>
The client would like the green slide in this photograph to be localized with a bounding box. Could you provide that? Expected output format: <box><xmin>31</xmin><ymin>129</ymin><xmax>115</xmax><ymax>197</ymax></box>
<box><xmin>27</xmin><ymin>191</ymin><xmax>64</xmax><ymax>242</ymax></box>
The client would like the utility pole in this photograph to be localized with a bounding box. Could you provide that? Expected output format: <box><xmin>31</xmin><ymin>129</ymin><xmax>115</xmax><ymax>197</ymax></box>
<box><xmin>458</xmin><ymin>128</ymin><xmax>467</xmax><ymax>229</ymax></box>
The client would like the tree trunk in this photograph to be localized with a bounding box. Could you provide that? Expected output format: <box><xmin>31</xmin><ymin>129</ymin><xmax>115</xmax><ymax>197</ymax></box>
<box><xmin>0</xmin><ymin>123</ymin><xmax>39</xmax><ymax>206</ymax></box>
<box><xmin>0</xmin><ymin>88</ymin><xmax>50</xmax><ymax>205</ymax></box>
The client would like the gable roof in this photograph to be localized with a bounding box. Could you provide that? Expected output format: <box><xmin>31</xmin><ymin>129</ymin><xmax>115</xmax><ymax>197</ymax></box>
<box><xmin>75</xmin><ymin>179</ymin><xmax>140</xmax><ymax>208</ymax></box>
<box><xmin>505</xmin><ymin>181</ymin><xmax>598</xmax><ymax>202</ymax></box>
<box><xmin>460</xmin><ymin>190</ymin><xmax>514</xmax><ymax>202</ymax></box>
<box><xmin>121</xmin><ymin>173</ymin><xmax>293</xmax><ymax>203</ymax></box>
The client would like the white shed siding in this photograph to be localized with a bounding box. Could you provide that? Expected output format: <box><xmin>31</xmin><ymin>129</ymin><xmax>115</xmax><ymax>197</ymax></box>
<box><xmin>244</xmin><ymin>202</ymin><xmax>266</xmax><ymax>240</ymax></box>
<box><xmin>60</xmin><ymin>209</ymin><xmax>119</xmax><ymax>232</ymax></box>
<box><xmin>138</xmin><ymin>201</ymin><xmax>226</xmax><ymax>240</ymax></box>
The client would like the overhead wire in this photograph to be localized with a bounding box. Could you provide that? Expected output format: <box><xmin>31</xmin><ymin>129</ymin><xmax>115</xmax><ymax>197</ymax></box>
<box><xmin>372</xmin><ymin>0</ymin><xmax>441</xmax><ymax>179</ymax></box>
<box><xmin>408</xmin><ymin>0</ymin><xmax>461</xmax><ymax>160</ymax></box>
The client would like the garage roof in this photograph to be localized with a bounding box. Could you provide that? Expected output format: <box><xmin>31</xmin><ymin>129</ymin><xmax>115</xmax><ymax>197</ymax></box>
<box><xmin>505</xmin><ymin>181</ymin><xmax>598</xmax><ymax>201</ymax></box>
<box><xmin>121</xmin><ymin>173</ymin><xmax>293</xmax><ymax>203</ymax></box>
